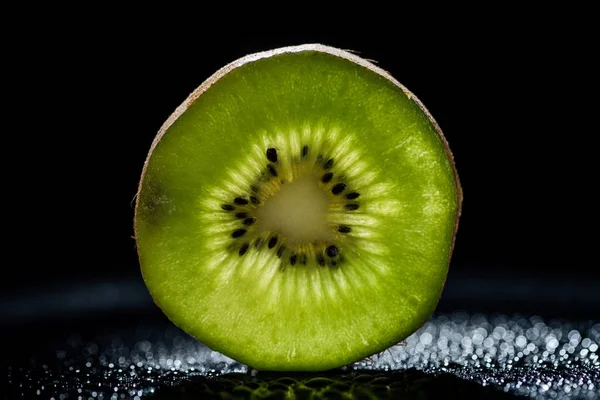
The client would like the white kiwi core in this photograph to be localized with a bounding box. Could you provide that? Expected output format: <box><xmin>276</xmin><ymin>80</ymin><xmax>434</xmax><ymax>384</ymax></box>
<box><xmin>255</xmin><ymin>174</ymin><xmax>333</xmax><ymax>244</ymax></box>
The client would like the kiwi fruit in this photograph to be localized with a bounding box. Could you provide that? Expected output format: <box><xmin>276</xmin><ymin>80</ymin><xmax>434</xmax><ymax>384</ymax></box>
<box><xmin>134</xmin><ymin>44</ymin><xmax>462</xmax><ymax>371</ymax></box>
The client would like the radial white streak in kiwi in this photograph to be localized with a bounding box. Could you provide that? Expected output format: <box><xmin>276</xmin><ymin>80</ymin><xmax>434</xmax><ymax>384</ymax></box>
<box><xmin>343</xmin><ymin>226</ymin><xmax>379</xmax><ymax>240</ymax></box>
<box><xmin>236</xmin><ymin>250</ymin><xmax>257</xmax><ymax>279</ymax></box>
<box><xmin>360</xmin><ymin>244</ymin><xmax>391</xmax><ymax>260</ymax></box>
<box><xmin>282</xmin><ymin>268</ymin><xmax>297</xmax><ymax>306</ymax></box>
<box><xmin>246</xmin><ymin>250</ymin><xmax>267</xmax><ymax>283</ymax></box>
<box><xmin>296</xmin><ymin>268</ymin><xmax>310</xmax><ymax>301</ymax></box>
<box><xmin>312</xmin><ymin>266</ymin><xmax>328</xmax><ymax>306</ymax></box>
<box><xmin>367</xmin><ymin>200</ymin><xmax>405</xmax><ymax>216</ymax></box>
<box><xmin>201</xmin><ymin>208</ymin><xmax>233</xmax><ymax>220</ymax></box>
<box><xmin>321</xmin><ymin>267</ymin><xmax>338</xmax><ymax>305</ymax></box>
<box><xmin>331</xmin><ymin>266</ymin><xmax>352</xmax><ymax>296</ymax></box>
<box><xmin>351</xmin><ymin>260</ymin><xmax>381</xmax><ymax>291</ymax></box>
<box><xmin>261</xmin><ymin>256</ymin><xmax>282</xmax><ymax>312</ymax></box>
<box><xmin>335</xmin><ymin>264</ymin><xmax>358</xmax><ymax>297</ymax></box>
<box><xmin>288</xmin><ymin>131</ymin><xmax>304</xmax><ymax>178</ymax></box>
<box><xmin>250</xmin><ymin>254</ymin><xmax>271</xmax><ymax>287</ymax></box>
<box><xmin>307</xmin><ymin>268</ymin><xmax>325</xmax><ymax>306</ymax></box>
<box><xmin>331</xmin><ymin>140</ymin><xmax>361</xmax><ymax>170</ymax></box>
<box><xmin>332</xmin><ymin>268</ymin><xmax>367</xmax><ymax>323</ymax></box>
<box><xmin>204</xmin><ymin>251</ymin><xmax>232</xmax><ymax>275</ymax></box>
<box><xmin>329</xmin><ymin>213</ymin><xmax>379</xmax><ymax>227</ymax></box>
<box><xmin>206</xmin><ymin>219</ymin><xmax>246</xmax><ymax>235</ymax></box>
<box><xmin>353</xmin><ymin>256</ymin><xmax>391</xmax><ymax>294</ymax></box>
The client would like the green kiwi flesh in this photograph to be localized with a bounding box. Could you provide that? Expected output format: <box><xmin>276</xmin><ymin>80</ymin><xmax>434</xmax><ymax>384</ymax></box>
<box><xmin>134</xmin><ymin>44</ymin><xmax>462</xmax><ymax>371</ymax></box>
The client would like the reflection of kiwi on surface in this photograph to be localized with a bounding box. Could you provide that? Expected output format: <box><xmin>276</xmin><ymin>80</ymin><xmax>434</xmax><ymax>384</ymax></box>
<box><xmin>149</xmin><ymin>370</ymin><xmax>514</xmax><ymax>400</ymax></box>
<box><xmin>135</xmin><ymin>44</ymin><xmax>462</xmax><ymax>371</ymax></box>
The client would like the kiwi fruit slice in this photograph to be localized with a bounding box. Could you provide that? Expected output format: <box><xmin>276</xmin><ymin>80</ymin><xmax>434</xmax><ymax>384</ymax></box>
<box><xmin>134</xmin><ymin>44</ymin><xmax>462</xmax><ymax>371</ymax></box>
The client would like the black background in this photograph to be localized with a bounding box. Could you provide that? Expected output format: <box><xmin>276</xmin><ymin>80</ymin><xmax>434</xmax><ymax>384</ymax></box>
<box><xmin>5</xmin><ymin>16</ymin><xmax>596</xmax><ymax>320</ymax></box>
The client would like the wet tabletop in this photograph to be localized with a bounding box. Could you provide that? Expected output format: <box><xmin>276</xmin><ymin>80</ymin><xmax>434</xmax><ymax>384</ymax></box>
<box><xmin>5</xmin><ymin>311</ymin><xmax>599</xmax><ymax>399</ymax></box>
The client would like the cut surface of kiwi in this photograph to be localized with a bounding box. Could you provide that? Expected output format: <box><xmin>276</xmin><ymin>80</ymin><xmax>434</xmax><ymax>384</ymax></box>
<box><xmin>134</xmin><ymin>44</ymin><xmax>462</xmax><ymax>371</ymax></box>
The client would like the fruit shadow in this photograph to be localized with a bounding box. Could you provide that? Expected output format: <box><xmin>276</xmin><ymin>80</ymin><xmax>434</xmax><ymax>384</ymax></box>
<box><xmin>148</xmin><ymin>368</ymin><xmax>515</xmax><ymax>399</ymax></box>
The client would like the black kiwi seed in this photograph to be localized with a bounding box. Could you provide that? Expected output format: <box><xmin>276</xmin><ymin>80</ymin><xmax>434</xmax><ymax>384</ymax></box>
<box><xmin>345</xmin><ymin>203</ymin><xmax>360</xmax><ymax>211</ymax></box>
<box><xmin>346</xmin><ymin>192</ymin><xmax>360</xmax><ymax>200</ymax></box>
<box><xmin>276</xmin><ymin>246</ymin><xmax>286</xmax><ymax>258</ymax></box>
<box><xmin>302</xmin><ymin>145</ymin><xmax>309</xmax><ymax>158</ymax></box>
<box><xmin>267</xmin><ymin>164</ymin><xmax>278</xmax><ymax>177</ymax></box>
<box><xmin>290</xmin><ymin>254</ymin><xmax>297</xmax><ymax>266</ymax></box>
<box><xmin>338</xmin><ymin>225</ymin><xmax>352</xmax><ymax>233</ymax></box>
<box><xmin>234</xmin><ymin>197</ymin><xmax>249</xmax><ymax>205</ymax></box>
<box><xmin>326</xmin><ymin>245</ymin><xmax>339</xmax><ymax>258</ymax></box>
<box><xmin>235</xmin><ymin>212</ymin><xmax>248</xmax><ymax>219</ymax></box>
<box><xmin>300</xmin><ymin>254</ymin><xmax>307</xmax><ymax>265</ymax></box>
<box><xmin>324</xmin><ymin>158</ymin><xmax>334</xmax><ymax>170</ymax></box>
<box><xmin>266</xmin><ymin>148</ymin><xmax>278</xmax><ymax>163</ymax></box>
<box><xmin>331</xmin><ymin>183</ymin><xmax>346</xmax><ymax>195</ymax></box>
<box><xmin>268</xmin><ymin>237</ymin><xmax>278</xmax><ymax>249</ymax></box>
<box><xmin>316</xmin><ymin>254</ymin><xmax>326</xmax><ymax>266</ymax></box>
<box><xmin>221</xmin><ymin>204</ymin><xmax>235</xmax><ymax>211</ymax></box>
<box><xmin>232</xmin><ymin>229</ymin><xmax>247</xmax><ymax>238</ymax></box>
<box><xmin>239</xmin><ymin>243</ymin><xmax>249</xmax><ymax>256</ymax></box>
<box><xmin>250</xmin><ymin>196</ymin><xmax>259</xmax><ymax>204</ymax></box>
<box><xmin>322</xmin><ymin>172</ymin><xmax>333</xmax><ymax>183</ymax></box>
<box><xmin>243</xmin><ymin>217</ymin><xmax>256</xmax><ymax>226</ymax></box>
<box><xmin>254</xmin><ymin>238</ymin><xmax>263</xmax><ymax>248</ymax></box>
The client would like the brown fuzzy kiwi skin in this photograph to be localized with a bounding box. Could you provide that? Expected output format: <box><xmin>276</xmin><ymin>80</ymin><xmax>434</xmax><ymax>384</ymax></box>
<box><xmin>133</xmin><ymin>43</ymin><xmax>463</xmax><ymax>355</ymax></box>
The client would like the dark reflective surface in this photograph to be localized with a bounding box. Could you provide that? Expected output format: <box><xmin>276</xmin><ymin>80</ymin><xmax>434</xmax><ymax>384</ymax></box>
<box><xmin>4</xmin><ymin>283</ymin><xmax>598</xmax><ymax>399</ymax></box>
